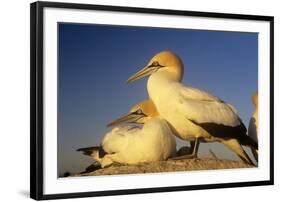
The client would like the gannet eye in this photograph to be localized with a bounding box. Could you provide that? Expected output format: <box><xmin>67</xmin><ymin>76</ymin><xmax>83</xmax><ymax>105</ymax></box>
<box><xmin>132</xmin><ymin>108</ymin><xmax>147</xmax><ymax>117</ymax></box>
<box><xmin>152</xmin><ymin>61</ymin><xmax>159</xmax><ymax>66</ymax></box>
<box><xmin>148</xmin><ymin>61</ymin><xmax>164</xmax><ymax>68</ymax></box>
<box><xmin>148</xmin><ymin>61</ymin><xmax>159</xmax><ymax>68</ymax></box>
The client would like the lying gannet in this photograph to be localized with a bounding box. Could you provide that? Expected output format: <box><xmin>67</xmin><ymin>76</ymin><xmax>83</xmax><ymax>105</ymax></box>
<box><xmin>248</xmin><ymin>92</ymin><xmax>258</xmax><ymax>162</ymax></box>
<box><xmin>77</xmin><ymin>99</ymin><xmax>177</xmax><ymax>168</ymax></box>
<box><xmin>127</xmin><ymin>51</ymin><xmax>257</xmax><ymax>165</ymax></box>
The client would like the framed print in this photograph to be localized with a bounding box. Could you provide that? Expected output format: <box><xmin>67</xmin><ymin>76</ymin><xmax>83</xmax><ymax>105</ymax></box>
<box><xmin>30</xmin><ymin>1</ymin><xmax>274</xmax><ymax>200</ymax></box>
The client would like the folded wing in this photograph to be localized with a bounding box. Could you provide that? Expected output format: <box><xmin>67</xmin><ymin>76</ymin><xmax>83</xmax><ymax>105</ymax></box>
<box><xmin>175</xmin><ymin>84</ymin><xmax>241</xmax><ymax>127</ymax></box>
<box><xmin>101</xmin><ymin>126</ymin><xmax>140</xmax><ymax>154</ymax></box>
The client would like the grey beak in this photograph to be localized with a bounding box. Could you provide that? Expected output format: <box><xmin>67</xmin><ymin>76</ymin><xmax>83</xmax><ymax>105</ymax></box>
<box><xmin>127</xmin><ymin>66</ymin><xmax>158</xmax><ymax>83</ymax></box>
<box><xmin>107</xmin><ymin>113</ymin><xmax>143</xmax><ymax>127</ymax></box>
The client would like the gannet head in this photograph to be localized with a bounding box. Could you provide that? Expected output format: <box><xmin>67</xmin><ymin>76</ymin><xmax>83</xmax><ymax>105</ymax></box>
<box><xmin>107</xmin><ymin>99</ymin><xmax>158</xmax><ymax>127</ymax></box>
<box><xmin>252</xmin><ymin>91</ymin><xmax>258</xmax><ymax>108</ymax></box>
<box><xmin>127</xmin><ymin>51</ymin><xmax>184</xmax><ymax>83</ymax></box>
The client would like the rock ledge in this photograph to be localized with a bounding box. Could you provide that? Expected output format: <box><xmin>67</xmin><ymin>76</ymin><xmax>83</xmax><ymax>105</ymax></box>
<box><xmin>73</xmin><ymin>158</ymin><xmax>255</xmax><ymax>177</ymax></box>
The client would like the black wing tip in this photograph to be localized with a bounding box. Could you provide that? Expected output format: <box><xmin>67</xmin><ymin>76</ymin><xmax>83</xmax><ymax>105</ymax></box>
<box><xmin>188</xmin><ymin>120</ymin><xmax>258</xmax><ymax>149</ymax></box>
<box><xmin>76</xmin><ymin>146</ymin><xmax>100</xmax><ymax>152</ymax></box>
<box><xmin>80</xmin><ymin>162</ymin><xmax>102</xmax><ymax>174</ymax></box>
<box><xmin>76</xmin><ymin>147</ymin><xmax>102</xmax><ymax>157</ymax></box>
<box><xmin>238</xmin><ymin>135</ymin><xmax>258</xmax><ymax>150</ymax></box>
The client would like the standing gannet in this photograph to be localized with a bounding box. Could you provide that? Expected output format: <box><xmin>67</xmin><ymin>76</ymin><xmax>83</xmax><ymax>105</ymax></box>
<box><xmin>248</xmin><ymin>92</ymin><xmax>258</xmax><ymax>162</ymax></box>
<box><xmin>77</xmin><ymin>100</ymin><xmax>177</xmax><ymax>168</ymax></box>
<box><xmin>127</xmin><ymin>51</ymin><xmax>257</xmax><ymax>165</ymax></box>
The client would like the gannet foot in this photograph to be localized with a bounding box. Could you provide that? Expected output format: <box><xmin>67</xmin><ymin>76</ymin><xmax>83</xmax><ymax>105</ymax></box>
<box><xmin>170</xmin><ymin>138</ymin><xmax>200</xmax><ymax>160</ymax></box>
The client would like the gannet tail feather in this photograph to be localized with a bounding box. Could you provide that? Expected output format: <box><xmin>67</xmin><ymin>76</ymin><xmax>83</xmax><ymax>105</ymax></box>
<box><xmin>238</xmin><ymin>150</ymin><xmax>255</xmax><ymax>166</ymax></box>
<box><xmin>239</xmin><ymin>135</ymin><xmax>258</xmax><ymax>150</ymax></box>
<box><xmin>222</xmin><ymin>138</ymin><xmax>255</xmax><ymax>166</ymax></box>
<box><xmin>80</xmin><ymin>162</ymin><xmax>101</xmax><ymax>174</ymax></box>
<box><xmin>76</xmin><ymin>146</ymin><xmax>100</xmax><ymax>156</ymax></box>
<box><xmin>77</xmin><ymin>146</ymin><xmax>107</xmax><ymax>158</ymax></box>
<box><xmin>251</xmin><ymin>148</ymin><xmax>258</xmax><ymax>163</ymax></box>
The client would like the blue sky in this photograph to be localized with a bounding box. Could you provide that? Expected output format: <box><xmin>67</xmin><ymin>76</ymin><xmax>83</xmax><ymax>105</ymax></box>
<box><xmin>58</xmin><ymin>23</ymin><xmax>258</xmax><ymax>176</ymax></box>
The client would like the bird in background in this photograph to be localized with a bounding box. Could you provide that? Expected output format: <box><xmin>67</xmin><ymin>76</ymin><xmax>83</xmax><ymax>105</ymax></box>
<box><xmin>77</xmin><ymin>99</ymin><xmax>177</xmax><ymax>168</ymax></box>
<box><xmin>127</xmin><ymin>51</ymin><xmax>257</xmax><ymax>165</ymax></box>
<box><xmin>248</xmin><ymin>92</ymin><xmax>258</xmax><ymax>162</ymax></box>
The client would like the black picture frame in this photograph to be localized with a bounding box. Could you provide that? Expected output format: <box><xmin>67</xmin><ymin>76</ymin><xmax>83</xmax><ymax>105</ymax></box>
<box><xmin>30</xmin><ymin>1</ymin><xmax>274</xmax><ymax>200</ymax></box>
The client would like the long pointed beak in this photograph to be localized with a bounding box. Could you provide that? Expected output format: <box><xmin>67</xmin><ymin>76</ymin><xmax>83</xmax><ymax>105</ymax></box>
<box><xmin>127</xmin><ymin>66</ymin><xmax>157</xmax><ymax>83</ymax></box>
<box><xmin>107</xmin><ymin>113</ymin><xmax>143</xmax><ymax>127</ymax></box>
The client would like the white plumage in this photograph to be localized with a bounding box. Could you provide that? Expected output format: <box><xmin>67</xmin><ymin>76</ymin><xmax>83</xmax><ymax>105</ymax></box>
<box><xmin>169</xmin><ymin>84</ymin><xmax>240</xmax><ymax>127</ymax></box>
<box><xmin>77</xmin><ymin>100</ymin><xmax>177</xmax><ymax>168</ymax></box>
<box><xmin>95</xmin><ymin>118</ymin><xmax>176</xmax><ymax>167</ymax></box>
<box><xmin>127</xmin><ymin>51</ymin><xmax>257</xmax><ymax>165</ymax></box>
<box><xmin>146</xmin><ymin>72</ymin><xmax>241</xmax><ymax>142</ymax></box>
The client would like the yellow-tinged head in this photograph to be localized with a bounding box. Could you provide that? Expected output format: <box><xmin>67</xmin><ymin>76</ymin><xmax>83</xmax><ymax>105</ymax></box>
<box><xmin>252</xmin><ymin>91</ymin><xmax>258</xmax><ymax>108</ymax></box>
<box><xmin>130</xmin><ymin>99</ymin><xmax>159</xmax><ymax>118</ymax></box>
<box><xmin>107</xmin><ymin>99</ymin><xmax>158</xmax><ymax>127</ymax></box>
<box><xmin>127</xmin><ymin>51</ymin><xmax>184</xmax><ymax>83</ymax></box>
